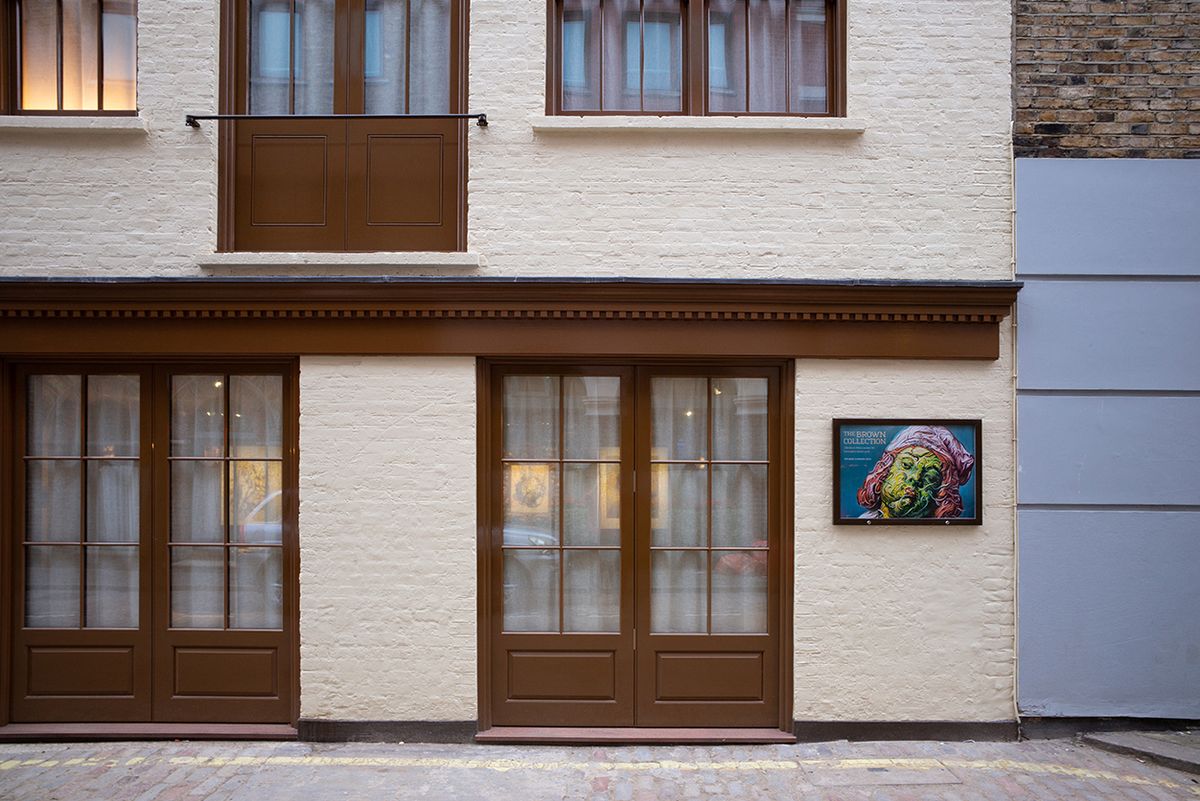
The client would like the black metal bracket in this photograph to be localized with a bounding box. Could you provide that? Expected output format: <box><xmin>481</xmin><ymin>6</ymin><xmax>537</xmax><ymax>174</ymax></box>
<box><xmin>185</xmin><ymin>112</ymin><xmax>488</xmax><ymax>128</ymax></box>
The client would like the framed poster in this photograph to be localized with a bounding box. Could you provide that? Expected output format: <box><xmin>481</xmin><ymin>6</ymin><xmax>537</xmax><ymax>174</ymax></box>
<box><xmin>833</xmin><ymin>419</ymin><xmax>982</xmax><ymax>526</ymax></box>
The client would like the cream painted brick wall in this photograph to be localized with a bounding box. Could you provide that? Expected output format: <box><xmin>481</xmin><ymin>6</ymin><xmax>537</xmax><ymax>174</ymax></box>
<box><xmin>793</xmin><ymin>322</ymin><xmax>1016</xmax><ymax>721</ymax></box>
<box><xmin>2</xmin><ymin>0</ymin><xmax>1017</xmax><ymax>723</ymax></box>
<box><xmin>0</xmin><ymin>0</ymin><xmax>1012</xmax><ymax>279</ymax></box>
<box><xmin>299</xmin><ymin>357</ymin><xmax>477</xmax><ymax>720</ymax></box>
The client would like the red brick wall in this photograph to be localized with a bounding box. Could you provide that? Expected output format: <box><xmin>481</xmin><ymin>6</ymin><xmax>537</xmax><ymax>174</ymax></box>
<box><xmin>1015</xmin><ymin>1</ymin><xmax>1200</xmax><ymax>157</ymax></box>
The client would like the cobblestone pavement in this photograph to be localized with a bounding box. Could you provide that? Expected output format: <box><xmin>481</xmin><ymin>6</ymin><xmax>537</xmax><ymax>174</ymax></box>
<box><xmin>2</xmin><ymin>738</ymin><xmax>1199</xmax><ymax>801</ymax></box>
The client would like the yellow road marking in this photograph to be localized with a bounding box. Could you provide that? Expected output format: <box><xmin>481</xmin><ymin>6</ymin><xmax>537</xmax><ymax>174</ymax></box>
<box><xmin>1</xmin><ymin>752</ymin><xmax>1197</xmax><ymax>795</ymax></box>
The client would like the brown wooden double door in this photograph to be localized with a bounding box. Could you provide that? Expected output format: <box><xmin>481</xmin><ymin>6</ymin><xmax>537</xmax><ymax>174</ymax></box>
<box><xmin>488</xmin><ymin>364</ymin><xmax>786</xmax><ymax>728</ymax></box>
<box><xmin>9</xmin><ymin>363</ymin><xmax>296</xmax><ymax>724</ymax></box>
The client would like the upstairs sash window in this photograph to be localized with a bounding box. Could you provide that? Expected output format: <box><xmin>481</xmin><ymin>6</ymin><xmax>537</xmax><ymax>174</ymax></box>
<box><xmin>552</xmin><ymin>0</ymin><xmax>841</xmax><ymax>116</ymax></box>
<box><xmin>14</xmin><ymin>0</ymin><xmax>137</xmax><ymax>112</ymax></box>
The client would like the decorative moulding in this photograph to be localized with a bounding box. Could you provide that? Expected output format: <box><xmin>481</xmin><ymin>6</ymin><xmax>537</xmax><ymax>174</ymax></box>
<box><xmin>0</xmin><ymin>278</ymin><xmax>1018</xmax><ymax>324</ymax></box>
<box><xmin>529</xmin><ymin>115</ymin><xmax>866</xmax><ymax>135</ymax></box>
<box><xmin>0</xmin><ymin>115</ymin><xmax>148</xmax><ymax>134</ymax></box>
<box><xmin>198</xmin><ymin>252</ymin><xmax>484</xmax><ymax>271</ymax></box>
<box><xmin>0</xmin><ymin>278</ymin><xmax>1019</xmax><ymax>360</ymax></box>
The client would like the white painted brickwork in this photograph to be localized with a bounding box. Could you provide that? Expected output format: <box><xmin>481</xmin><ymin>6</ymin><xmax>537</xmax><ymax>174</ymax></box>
<box><xmin>299</xmin><ymin>358</ymin><xmax>478</xmax><ymax>720</ymax></box>
<box><xmin>1</xmin><ymin>0</ymin><xmax>1017</xmax><ymax>722</ymax></box>
<box><xmin>794</xmin><ymin>324</ymin><xmax>1016</xmax><ymax>721</ymax></box>
<box><xmin>0</xmin><ymin>0</ymin><xmax>1013</xmax><ymax>280</ymax></box>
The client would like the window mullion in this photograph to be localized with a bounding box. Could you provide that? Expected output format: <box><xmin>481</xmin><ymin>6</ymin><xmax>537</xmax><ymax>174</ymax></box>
<box><xmin>783</xmin><ymin>0</ymin><xmax>791</xmax><ymax>114</ymax></box>
<box><xmin>96</xmin><ymin>0</ymin><xmax>104</xmax><ymax>110</ymax></box>
<box><xmin>404</xmin><ymin>0</ymin><xmax>411</xmax><ymax>114</ymax></box>
<box><xmin>597</xmin><ymin>0</ymin><xmax>604</xmax><ymax>110</ymax></box>
<box><xmin>223</xmin><ymin>374</ymin><xmax>231</xmax><ymax>630</ymax></box>
<box><xmin>78</xmin><ymin>373</ymin><xmax>88</xmax><ymax>628</ymax></box>
<box><xmin>288</xmin><ymin>0</ymin><xmax>296</xmax><ymax>114</ymax></box>
<box><xmin>687</xmin><ymin>0</ymin><xmax>704</xmax><ymax>114</ymax></box>
<box><xmin>638</xmin><ymin>0</ymin><xmax>645</xmax><ymax>112</ymax></box>
<box><xmin>742</xmin><ymin>0</ymin><xmax>748</xmax><ymax>114</ymax></box>
<box><xmin>55</xmin><ymin>0</ymin><xmax>63</xmax><ymax>109</ymax></box>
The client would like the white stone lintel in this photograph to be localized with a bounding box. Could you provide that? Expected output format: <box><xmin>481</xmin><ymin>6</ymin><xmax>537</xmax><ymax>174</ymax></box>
<box><xmin>0</xmin><ymin>114</ymin><xmax>149</xmax><ymax>133</ymax></box>
<box><xmin>529</xmin><ymin>114</ymin><xmax>866</xmax><ymax>135</ymax></box>
<box><xmin>197</xmin><ymin>251</ymin><xmax>484</xmax><ymax>271</ymax></box>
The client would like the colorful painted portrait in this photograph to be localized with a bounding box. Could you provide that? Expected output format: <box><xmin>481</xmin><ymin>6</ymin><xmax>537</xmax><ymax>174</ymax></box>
<box><xmin>833</xmin><ymin>420</ymin><xmax>981</xmax><ymax>525</ymax></box>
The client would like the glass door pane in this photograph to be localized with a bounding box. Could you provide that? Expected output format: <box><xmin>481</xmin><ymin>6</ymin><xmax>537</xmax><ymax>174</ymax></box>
<box><xmin>249</xmin><ymin>0</ymin><xmax>335</xmax><ymax>114</ymax></box>
<box><xmin>24</xmin><ymin>373</ymin><xmax>141</xmax><ymax>630</ymax></box>
<box><xmin>649</xmin><ymin>375</ymin><xmax>769</xmax><ymax>634</ymax></box>
<box><xmin>169</xmin><ymin>374</ymin><xmax>284</xmax><ymax>630</ymax></box>
<box><xmin>363</xmin><ymin>0</ymin><xmax>450</xmax><ymax>114</ymax></box>
<box><xmin>501</xmin><ymin>374</ymin><xmax>622</xmax><ymax>634</ymax></box>
<box><xmin>407</xmin><ymin>0</ymin><xmax>450</xmax><ymax>112</ymax></box>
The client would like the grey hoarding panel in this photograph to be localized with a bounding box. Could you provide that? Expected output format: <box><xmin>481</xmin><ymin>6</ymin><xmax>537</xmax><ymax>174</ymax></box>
<box><xmin>1016</xmin><ymin>159</ymin><xmax>1200</xmax><ymax>276</ymax></box>
<box><xmin>1017</xmin><ymin>280</ymin><xmax>1200</xmax><ymax>391</ymax></box>
<box><xmin>1018</xmin><ymin>509</ymin><xmax>1200</xmax><ymax>718</ymax></box>
<box><xmin>1018</xmin><ymin>395</ymin><xmax>1200</xmax><ymax>506</ymax></box>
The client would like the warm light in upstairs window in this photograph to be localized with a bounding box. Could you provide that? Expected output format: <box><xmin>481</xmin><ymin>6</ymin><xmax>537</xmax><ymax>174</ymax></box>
<box><xmin>18</xmin><ymin>0</ymin><xmax>137</xmax><ymax>112</ymax></box>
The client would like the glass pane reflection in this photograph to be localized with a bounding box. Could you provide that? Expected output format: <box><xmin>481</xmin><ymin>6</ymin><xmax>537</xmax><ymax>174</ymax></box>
<box><xmin>230</xmin><ymin>547</ymin><xmax>283</xmax><ymax>629</ymax></box>
<box><xmin>503</xmin><ymin>549</ymin><xmax>559</xmax><ymax>632</ymax></box>
<box><xmin>651</xmin><ymin>550</ymin><xmax>706</xmax><ymax>633</ymax></box>
<box><xmin>86</xmin><ymin>546</ymin><xmax>139</xmax><ymax>628</ymax></box>
<box><xmin>564</xmin><ymin>550</ymin><xmax>619</xmax><ymax>632</ymax></box>
<box><xmin>712</xmin><ymin>550</ymin><xmax>768</xmax><ymax>633</ymax></box>
<box><xmin>26</xmin><ymin>546</ymin><xmax>81</xmax><ymax>628</ymax></box>
<box><xmin>171</xmin><ymin>546</ymin><xmax>224</xmax><ymax>628</ymax></box>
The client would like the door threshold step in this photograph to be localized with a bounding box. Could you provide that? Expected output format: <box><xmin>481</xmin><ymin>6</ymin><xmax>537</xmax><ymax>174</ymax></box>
<box><xmin>0</xmin><ymin>723</ymin><xmax>298</xmax><ymax>742</ymax></box>
<box><xmin>476</xmin><ymin>727</ymin><xmax>796</xmax><ymax>745</ymax></box>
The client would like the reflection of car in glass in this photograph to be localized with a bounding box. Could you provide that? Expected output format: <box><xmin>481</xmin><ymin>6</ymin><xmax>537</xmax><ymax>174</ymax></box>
<box><xmin>502</xmin><ymin>526</ymin><xmax>558</xmax><ymax>614</ymax></box>
<box><xmin>232</xmin><ymin>490</ymin><xmax>284</xmax><ymax>626</ymax></box>
<box><xmin>713</xmin><ymin>539</ymin><xmax>769</xmax><ymax>577</ymax></box>
<box><xmin>237</xmin><ymin>490</ymin><xmax>283</xmax><ymax>544</ymax></box>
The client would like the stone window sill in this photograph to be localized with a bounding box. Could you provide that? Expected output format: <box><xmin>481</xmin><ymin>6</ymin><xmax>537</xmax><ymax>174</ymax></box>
<box><xmin>529</xmin><ymin>114</ymin><xmax>866</xmax><ymax>135</ymax></box>
<box><xmin>0</xmin><ymin>114</ymin><xmax>148</xmax><ymax>133</ymax></box>
<box><xmin>198</xmin><ymin>251</ymin><xmax>484</xmax><ymax>271</ymax></box>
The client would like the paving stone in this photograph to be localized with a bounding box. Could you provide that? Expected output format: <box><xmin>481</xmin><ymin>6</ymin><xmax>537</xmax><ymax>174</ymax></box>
<box><xmin>2</xmin><ymin>739</ymin><xmax>1200</xmax><ymax>801</ymax></box>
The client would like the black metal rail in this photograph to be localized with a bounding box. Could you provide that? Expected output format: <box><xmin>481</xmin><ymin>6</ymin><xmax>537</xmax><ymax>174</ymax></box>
<box><xmin>185</xmin><ymin>112</ymin><xmax>488</xmax><ymax>128</ymax></box>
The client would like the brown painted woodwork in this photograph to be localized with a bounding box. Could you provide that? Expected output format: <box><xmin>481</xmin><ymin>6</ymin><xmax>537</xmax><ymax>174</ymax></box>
<box><xmin>0</xmin><ymin>279</ymin><xmax>1020</xmax><ymax>361</ymax></box>
<box><xmin>475</xmin><ymin>726</ymin><xmax>795</xmax><ymax>744</ymax></box>
<box><xmin>0</xmin><ymin>722</ymin><xmax>299</xmax><ymax>741</ymax></box>
<box><xmin>483</xmin><ymin>361</ymin><xmax>789</xmax><ymax>730</ymax></box>
<box><xmin>10</xmin><ymin>365</ymin><xmax>154</xmax><ymax>723</ymax></box>
<box><xmin>220</xmin><ymin>0</ymin><xmax>467</xmax><ymax>252</ymax></box>
<box><xmin>6</xmin><ymin>361</ymin><xmax>298</xmax><ymax>725</ymax></box>
<box><xmin>234</xmin><ymin>120</ymin><xmax>349</xmax><ymax>251</ymax></box>
<box><xmin>0</xmin><ymin>2</ymin><xmax>16</xmax><ymax>115</ymax></box>
<box><xmin>633</xmin><ymin>365</ymin><xmax>782</xmax><ymax>727</ymax></box>
<box><xmin>487</xmin><ymin>365</ymin><xmax>637</xmax><ymax>726</ymax></box>
<box><xmin>149</xmin><ymin>363</ymin><xmax>296</xmax><ymax>724</ymax></box>
<box><xmin>0</xmin><ymin>359</ymin><xmax>11</xmax><ymax>728</ymax></box>
<box><xmin>345</xmin><ymin>118</ymin><xmax>463</xmax><ymax>251</ymax></box>
<box><xmin>546</xmin><ymin>0</ymin><xmax>845</xmax><ymax>117</ymax></box>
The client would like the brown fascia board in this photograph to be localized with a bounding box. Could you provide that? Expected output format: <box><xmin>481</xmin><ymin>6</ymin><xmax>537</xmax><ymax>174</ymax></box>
<box><xmin>0</xmin><ymin>277</ymin><xmax>1021</xmax><ymax>324</ymax></box>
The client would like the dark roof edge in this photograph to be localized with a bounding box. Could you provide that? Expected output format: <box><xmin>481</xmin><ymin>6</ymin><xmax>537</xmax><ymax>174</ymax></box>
<box><xmin>0</xmin><ymin>276</ymin><xmax>1023</xmax><ymax>290</ymax></box>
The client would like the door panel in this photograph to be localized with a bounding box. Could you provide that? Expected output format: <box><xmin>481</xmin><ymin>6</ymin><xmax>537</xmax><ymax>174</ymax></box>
<box><xmin>653</xmin><ymin>652</ymin><xmax>764</xmax><ymax>700</ymax></box>
<box><xmin>508</xmin><ymin>651</ymin><xmax>617</xmax><ymax>700</ymax></box>
<box><xmin>234</xmin><ymin>120</ymin><xmax>348</xmax><ymax>251</ymax></box>
<box><xmin>345</xmin><ymin>119</ymin><xmax>462</xmax><ymax>250</ymax></box>
<box><xmin>10</xmin><ymin>368</ymin><xmax>153</xmax><ymax>722</ymax></box>
<box><xmin>635</xmin><ymin>367</ymin><xmax>780</xmax><ymax>727</ymax></box>
<box><xmin>486</xmin><ymin>363</ymin><xmax>785</xmax><ymax>730</ymax></box>
<box><xmin>27</xmin><ymin>647</ymin><xmax>137</xmax><ymax>696</ymax></box>
<box><xmin>490</xmin><ymin>369</ymin><xmax>636</xmax><ymax>726</ymax></box>
<box><xmin>151</xmin><ymin>368</ymin><xmax>295</xmax><ymax>723</ymax></box>
<box><xmin>638</xmin><ymin>369</ymin><xmax>777</xmax><ymax>724</ymax></box>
